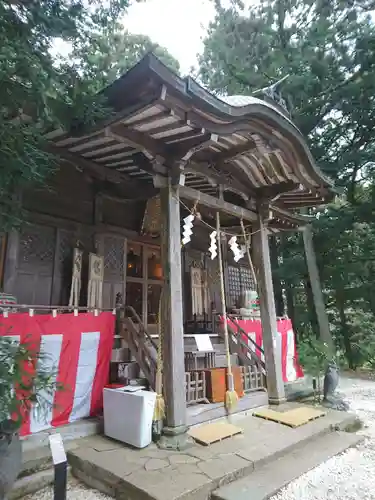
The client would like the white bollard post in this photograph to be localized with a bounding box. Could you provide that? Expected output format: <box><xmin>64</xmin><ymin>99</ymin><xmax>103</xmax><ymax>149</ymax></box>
<box><xmin>49</xmin><ymin>433</ymin><xmax>67</xmax><ymax>500</ymax></box>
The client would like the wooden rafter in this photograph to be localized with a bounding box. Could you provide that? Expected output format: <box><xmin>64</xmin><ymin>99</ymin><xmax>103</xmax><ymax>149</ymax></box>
<box><xmin>179</xmin><ymin>185</ymin><xmax>257</xmax><ymax>222</ymax></box>
<box><xmin>47</xmin><ymin>144</ymin><xmax>149</xmax><ymax>190</ymax></box>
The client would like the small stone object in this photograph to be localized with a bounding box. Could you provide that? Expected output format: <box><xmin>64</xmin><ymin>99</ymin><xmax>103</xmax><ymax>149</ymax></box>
<box><xmin>323</xmin><ymin>363</ymin><xmax>339</xmax><ymax>401</ymax></box>
<box><xmin>323</xmin><ymin>363</ymin><xmax>349</xmax><ymax>411</ymax></box>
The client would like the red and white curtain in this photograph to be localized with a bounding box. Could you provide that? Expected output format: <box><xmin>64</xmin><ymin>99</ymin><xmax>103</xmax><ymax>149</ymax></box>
<box><xmin>0</xmin><ymin>312</ymin><xmax>114</xmax><ymax>436</ymax></box>
<box><xmin>226</xmin><ymin>317</ymin><xmax>304</xmax><ymax>382</ymax></box>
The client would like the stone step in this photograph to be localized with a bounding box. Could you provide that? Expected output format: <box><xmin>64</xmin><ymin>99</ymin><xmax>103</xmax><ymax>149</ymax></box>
<box><xmin>9</xmin><ymin>467</ymin><xmax>72</xmax><ymax>499</ymax></box>
<box><xmin>7</xmin><ymin>418</ymin><xmax>102</xmax><ymax>499</ymax></box>
<box><xmin>20</xmin><ymin>440</ymin><xmax>79</xmax><ymax>477</ymax></box>
<box><xmin>212</xmin><ymin>431</ymin><xmax>363</xmax><ymax>500</ymax></box>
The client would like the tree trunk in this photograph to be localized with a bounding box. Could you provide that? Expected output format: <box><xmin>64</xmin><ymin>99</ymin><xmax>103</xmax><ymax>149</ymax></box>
<box><xmin>303</xmin><ymin>225</ymin><xmax>334</xmax><ymax>354</ymax></box>
<box><xmin>269</xmin><ymin>235</ymin><xmax>284</xmax><ymax>317</ymax></box>
<box><xmin>335</xmin><ymin>292</ymin><xmax>355</xmax><ymax>369</ymax></box>
<box><xmin>305</xmin><ymin>278</ymin><xmax>319</xmax><ymax>339</ymax></box>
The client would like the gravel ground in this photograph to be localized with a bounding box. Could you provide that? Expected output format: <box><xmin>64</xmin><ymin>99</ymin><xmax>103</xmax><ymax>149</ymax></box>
<box><xmin>23</xmin><ymin>376</ymin><xmax>374</xmax><ymax>499</ymax></box>
<box><xmin>272</xmin><ymin>376</ymin><xmax>375</xmax><ymax>500</ymax></box>
<box><xmin>22</xmin><ymin>476</ymin><xmax>113</xmax><ymax>500</ymax></box>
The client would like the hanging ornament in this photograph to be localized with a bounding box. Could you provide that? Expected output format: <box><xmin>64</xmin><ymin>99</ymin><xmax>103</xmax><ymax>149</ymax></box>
<box><xmin>209</xmin><ymin>230</ymin><xmax>217</xmax><ymax>259</ymax></box>
<box><xmin>228</xmin><ymin>236</ymin><xmax>243</xmax><ymax>262</ymax></box>
<box><xmin>182</xmin><ymin>214</ymin><xmax>195</xmax><ymax>245</ymax></box>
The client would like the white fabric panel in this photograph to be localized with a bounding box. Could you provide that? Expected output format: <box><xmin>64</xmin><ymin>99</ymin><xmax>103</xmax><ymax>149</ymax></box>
<box><xmin>30</xmin><ymin>334</ymin><xmax>63</xmax><ymax>434</ymax></box>
<box><xmin>69</xmin><ymin>331</ymin><xmax>100</xmax><ymax>423</ymax></box>
<box><xmin>286</xmin><ymin>329</ymin><xmax>297</xmax><ymax>382</ymax></box>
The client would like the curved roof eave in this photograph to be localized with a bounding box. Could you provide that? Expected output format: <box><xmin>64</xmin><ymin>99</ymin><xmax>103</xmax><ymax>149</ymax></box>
<box><xmin>112</xmin><ymin>53</ymin><xmax>334</xmax><ymax>190</ymax></box>
<box><xmin>75</xmin><ymin>53</ymin><xmax>335</xmax><ymax>191</ymax></box>
<box><xmin>183</xmin><ymin>78</ymin><xmax>334</xmax><ymax>189</ymax></box>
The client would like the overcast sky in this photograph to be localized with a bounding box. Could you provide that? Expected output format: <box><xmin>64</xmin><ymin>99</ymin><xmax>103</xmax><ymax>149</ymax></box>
<box><xmin>125</xmin><ymin>0</ymin><xmax>216</xmax><ymax>75</ymax></box>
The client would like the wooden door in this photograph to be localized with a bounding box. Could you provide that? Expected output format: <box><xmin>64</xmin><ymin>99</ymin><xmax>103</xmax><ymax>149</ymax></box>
<box><xmin>98</xmin><ymin>234</ymin><xmax>126</xmax><ymax>309</ymax></box>
<box><xmin>5</xmin><ymin>224</ymin><xmax>56</xmax><ymax>305</ymax></box>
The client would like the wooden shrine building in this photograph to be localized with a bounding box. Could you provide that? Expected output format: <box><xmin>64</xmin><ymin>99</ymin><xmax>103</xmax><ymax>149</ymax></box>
<box><xmin>0</xmin><ymin>54</ymin><xmax>335</xmax><ymax>446</ymax></box>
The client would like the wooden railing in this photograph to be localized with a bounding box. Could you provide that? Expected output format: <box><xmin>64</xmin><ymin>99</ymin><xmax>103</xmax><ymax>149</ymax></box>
<box><xmin>215</xmin><ymin>314</ymin><xmax>266</xmax><ymax>374</ymax></box>
<box><xmin>120</xmin><ymin>306</ymin><xmax>158</xmax><ymax>390</ymax></box>
<box><xmin>120</xmin><ymin>308</ymin><xmax>267</xmax><ymax>403</ymax></box>
<box><xmin>240</xmin><ymin>366</ymin><xmax>267</xmax><ymax>392</ymax></box>
<box><xmin>120</xmin><ymin>310</ymin><xmax>212</xmax><ymax>404</ymax></box>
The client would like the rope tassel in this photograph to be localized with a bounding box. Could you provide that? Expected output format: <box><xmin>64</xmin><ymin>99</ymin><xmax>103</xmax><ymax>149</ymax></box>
<box><xmin>216</xmin><ymin>212</ymin><xmax>238</xmax><ymax>414</ymax></box>
<box><xmin>153</xmin><ymin>288</ymin><xmax>165</xmax><ymax>425</ymax></box>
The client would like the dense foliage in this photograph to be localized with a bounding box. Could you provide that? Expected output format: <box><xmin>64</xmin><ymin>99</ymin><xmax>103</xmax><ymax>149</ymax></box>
<box><xmin>70</xmin><ymin>28</ymin><xmax>180</xmax><ymax>92</ymax></box>
<box><xmin>199</xmin><ymin>0</ymin><xmax>375</xmax><ymax>369</ymax></box>
<box><xmin>0</xmin><ymin>336</ymin><xmax>60</xmax><ymax>428</ymax></box>
<box><xmin>0</xmin><ymin>0</ymin><xmax>178</xmax><ymax>229</ymax></box>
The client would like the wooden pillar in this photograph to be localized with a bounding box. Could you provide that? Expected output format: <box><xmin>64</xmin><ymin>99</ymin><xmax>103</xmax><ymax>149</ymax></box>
<box><xmin>159</xmin><ymin>180</ymin><xmax>188</xmax><ymax>448</ymax></box>
<box><xmin>302</xmin><ymin>224</ymin><xmax>334</xmax><ymax>355</ymax></box>
<box><xmin>252</xmin><ymin>205</ymin><xmax>285</xmax><ymax>404</ymax></box>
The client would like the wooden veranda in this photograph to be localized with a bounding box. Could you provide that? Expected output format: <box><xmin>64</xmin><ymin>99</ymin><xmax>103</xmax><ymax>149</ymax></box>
<box><xmin>2</xmin><ymin>54</ymin><xmax>335</xmax><ymax>448</ymax></box>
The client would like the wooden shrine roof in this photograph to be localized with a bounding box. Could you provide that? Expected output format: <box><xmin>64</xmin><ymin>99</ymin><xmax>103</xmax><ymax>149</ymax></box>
<box><xmin>44</xmin><ymin>53</ymin><xmax>335</xmax><ymax>229</ymax></box>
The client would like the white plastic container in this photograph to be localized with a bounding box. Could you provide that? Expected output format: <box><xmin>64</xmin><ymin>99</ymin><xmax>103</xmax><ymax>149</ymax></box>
<box><xmin>103</xmin><ymin>387</ymin><xmax>156</xmax><ymax>448</ymax></box>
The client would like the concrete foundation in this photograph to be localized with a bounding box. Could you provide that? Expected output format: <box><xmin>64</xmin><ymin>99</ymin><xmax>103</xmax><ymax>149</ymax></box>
<box><xmin>67</xmin><ymin>404</ymin><xmax>360</xmax><ymax>500</ymax></box>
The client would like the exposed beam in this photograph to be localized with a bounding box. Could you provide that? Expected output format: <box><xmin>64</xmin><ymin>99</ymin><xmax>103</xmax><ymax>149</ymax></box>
<box><xmin>215</xmin><ymin>141</ymin><xmax>257</xmax><ymax>164</ymax></box>
<box><xmin>98</xmin><ymin>187</ymin><xmax>157</xmax><ymax>203</ymax></box>
<box><xmin>47</xmin><ymin>143</ymin><xmax>146</xmax><ymax>190</ymax></box>
<box><xmin>179</xmin><ymin>185</ymin><xmax>257</xmax><ymax>222</ymax></box>
<box><xmin>257</xmin><ymin>180</ymin><xmax>297</xmax><ymax>199</ymax></box>
<box><xmin>125</xmin><ymin>108</ymin><xmax>174</xmax><ymax>128</ymax></box>
<box><xmin>107</xmin><ymin>124</ymin><xmax>167</xmax><ymax>161</ymax></box>
<box><xmin>270</xmin><ymin>205</ymin><xmax>313</xmax><ymax>224</ymax></box>
<box><xmin>185</xmin><ymin>161</ymin><xmax>252</xmax><ymax>197</ymax></box>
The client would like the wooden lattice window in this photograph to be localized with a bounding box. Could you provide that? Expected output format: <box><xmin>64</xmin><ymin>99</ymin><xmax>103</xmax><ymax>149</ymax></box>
<box><xmin>19</xmin><ymin>225</ymin><xmax>55</xmax><ymax>267</ymax></box>
<box><xmin>103</xmin><ymin>236</ymin><xmax>125</xmax><ymax>274</ymax></box>
<box><xmin>126</xmin><ymin>242</ymin><xmax>162</xmax><ymax>329</ymax></box>
<box><xmin>227</xmin><ymin>265</ymin><xmax>256</xmax><ymax>308</ymax></box>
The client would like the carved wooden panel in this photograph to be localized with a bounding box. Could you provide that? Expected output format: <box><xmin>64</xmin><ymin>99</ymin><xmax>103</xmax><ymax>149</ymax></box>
<box><xmin>206</xmin><ymin>256</ymin><xmax>220</xmax><ymax>311</ymax></box>
<box><xmin>103</xmin><ymin>235</ymin><xmax>125</xmax><ymax>276</ymax></box>
<box><xmin>98</xmin><ymin>234</ymin><xmax>126</xmax><ymax>309</ymax></box>
<box><xmin>51</xmin><ymin>228</ymin><xmax>75</xmax><ymax>306</ymax></box>
<box><xmin>18</xmin><ymin>225</ymin><xmax>55</xmax><ymax>270</ymax></box>
<box><xmin>15</xmin><ymin>224</ymin><xmax>56</xmax><ymax>305</ymax></box>
<box><xmin>185</xmin><ymin>249</ymin><xmax>204</xmax><ymax>271</ymax></box>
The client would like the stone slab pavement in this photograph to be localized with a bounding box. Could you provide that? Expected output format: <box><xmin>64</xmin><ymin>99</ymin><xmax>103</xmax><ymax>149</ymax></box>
<box><xmin>212</xmin><ymin>431</ymin><xmax>363</xmax><ymax>500</ymax></box>
<box><xmin>67</xmin><ymin>403</ymin><xmax>358</xmax><ymax>500</ymax></box>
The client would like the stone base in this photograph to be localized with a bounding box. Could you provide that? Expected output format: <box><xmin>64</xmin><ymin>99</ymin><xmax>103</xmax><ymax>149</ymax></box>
<box><xmin>158</xmin><ymin>426</ymin><xmax>193</xmax><ymax>451</ymax></box>
<box><xmin>322</xmin><ymin>396</ymin><xmax>349</xmax><ymax>412</ymax></box>
<box><xmin>68</xmin><ymin>405</ymin><xmax>360</xmax><ymax>500</ymax></box>
<box><xmin>268</xmin><ymin>396</ymin><xmax>287</xmax><ymax>406</ymax></box>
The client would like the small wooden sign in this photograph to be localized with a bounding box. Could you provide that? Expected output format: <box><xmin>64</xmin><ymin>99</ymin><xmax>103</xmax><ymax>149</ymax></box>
<box><xmin>194</xmin><ymin>334</ymin><xmax>213</xmax><ymax>352</ymax></box>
